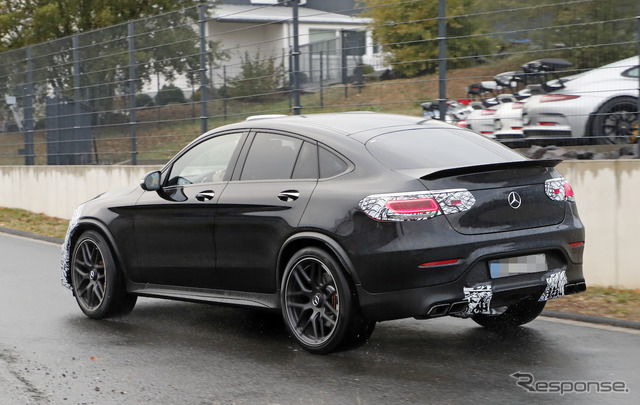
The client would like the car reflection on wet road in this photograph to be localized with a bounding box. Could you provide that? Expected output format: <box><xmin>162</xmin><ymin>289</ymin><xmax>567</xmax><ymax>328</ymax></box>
<box><xmin>0</xmin><ymin>232</ymin><xmax>637</xmax><ymax>404</ymax></box>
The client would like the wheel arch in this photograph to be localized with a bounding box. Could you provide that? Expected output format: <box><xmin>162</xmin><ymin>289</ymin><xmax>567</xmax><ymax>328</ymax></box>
<box><xmin>276</xmin><ymin>232</ymin><xmax>360</xmax><ymax>291</ymax></box>
<box><xmin>68</xmin><ymin>219</ymin><xmax>129</xmax><ymax>283</ymax></box>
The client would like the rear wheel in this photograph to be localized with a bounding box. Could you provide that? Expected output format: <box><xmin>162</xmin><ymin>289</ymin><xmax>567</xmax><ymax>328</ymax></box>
<box><xmin>471</xmin><ymin>298</ymin><xmax>546</xmax><ymax>328</ymax></box>
<box><xmin>281</xmin><ymin>247</ymin><xmax>370</xmax><ymax>354</ymax></box>
<box><xmin>591</xmin><ymin>96</ymin><xmax>638</xmax><ymax>144</ymax></box>
<box><xmin>70</xmin><ymin>230</ymin><xmax>137</xmax><ymax>319</ymax></box>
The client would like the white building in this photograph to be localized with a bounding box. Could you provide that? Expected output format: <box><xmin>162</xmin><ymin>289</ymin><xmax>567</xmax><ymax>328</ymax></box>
<box><xmin>146</xmin><ymin>2</ymin><xmax>384</xmax><ymax>95</ymax></box>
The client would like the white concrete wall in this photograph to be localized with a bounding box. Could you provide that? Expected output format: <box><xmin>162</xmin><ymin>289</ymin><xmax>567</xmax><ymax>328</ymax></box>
<box><xmin>0</xmin><ymin>165</ymin><xmax>159</xmax><ymax>220</ymax></box>
<box><xmin>1</xmin><ymin>161</ymin><xmax>639</xmax><ymax>288</ymax></box>
<box><xmin>557</xmin><ymin>160</ymin><xmax>640</xmax><ymax>289</ymax></box>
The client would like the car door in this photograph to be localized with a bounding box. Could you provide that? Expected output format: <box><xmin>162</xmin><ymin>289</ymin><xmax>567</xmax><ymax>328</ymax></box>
<box><xmin>215</xmin><ymin>131</ymin><xmax>319</xmax><ymax>293</ymax></box>
<box><xmin>130</xmin><ymin>131</ymin><xmax>246</xmax><ymax>289</ymax></box>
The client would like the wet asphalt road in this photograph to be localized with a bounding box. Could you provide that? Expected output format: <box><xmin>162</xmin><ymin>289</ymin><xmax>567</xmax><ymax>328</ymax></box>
<box><xmin>0</xmin><ymin>232</ymin><xmax>638</xmax><ymax>405</ymax></box>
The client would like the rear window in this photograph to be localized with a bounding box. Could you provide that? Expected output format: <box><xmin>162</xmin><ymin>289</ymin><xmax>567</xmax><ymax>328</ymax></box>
<box><xmin>366</xmin><ymin>128</ymin><xmax>524</xmax><ymax>170</ymax></box>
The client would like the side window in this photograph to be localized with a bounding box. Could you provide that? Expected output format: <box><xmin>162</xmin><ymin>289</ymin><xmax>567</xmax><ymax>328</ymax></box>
<box><xmin>292</xmin><ymin>141</ymin><xmax>318</xmax><ymax>179</ymax></box>
<box><xmin>241</xmin><ymin>133</ymin><xmax>303</xmax><ymax>180</ymax></box>
<box><xmin>319</xmin><ymin>146</ymin><xmax>348</xmax><ymax>178</ymax></box>
<box><xmin>167</xmin><ymin>133</ymin><xmax>242</xmax><ymax>186</ymax></box>
<box><xmin>622</xmin><ymin>66</ymin><xmax>639</xmax><ymax>78</ymax></box>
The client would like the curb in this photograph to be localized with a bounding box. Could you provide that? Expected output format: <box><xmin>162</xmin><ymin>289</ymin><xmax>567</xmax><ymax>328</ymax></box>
<box><xmin>542</xmin><ymin>310</ymin><xmax>640</xmax><ymax>330</ymax></box>
<box><xmin>0</xmin><ymin>227</ymin><xmax>64</xmax><ymax>245</ymax></box>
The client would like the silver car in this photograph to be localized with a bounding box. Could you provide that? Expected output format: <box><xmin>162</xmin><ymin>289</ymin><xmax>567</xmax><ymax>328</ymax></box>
<box><xmin>522</xmin><ymin>56</ymin><xmax>638</xmax><ymax>144</ymax></box>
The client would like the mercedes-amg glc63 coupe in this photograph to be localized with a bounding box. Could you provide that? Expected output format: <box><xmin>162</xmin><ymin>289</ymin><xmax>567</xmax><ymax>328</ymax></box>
<box><xmin>61</xmin><ymin>112</ymin><xmax>586</xmax><ymax>354</ymax></box>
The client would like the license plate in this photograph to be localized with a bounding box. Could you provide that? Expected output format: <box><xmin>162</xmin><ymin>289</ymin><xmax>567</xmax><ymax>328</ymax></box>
<box><xmin>489</xmin><ymin>254</ymin><xmax>547</xmax><ymax>279</ymax></box>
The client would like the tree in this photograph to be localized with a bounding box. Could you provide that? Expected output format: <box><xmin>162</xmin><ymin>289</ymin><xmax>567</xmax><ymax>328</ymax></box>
<box><xmin>0</xmin><ymin>0</ymin><xmax>202</xmax><ymax>52</ymax></box>
<box><xmin>0</xmin><ymin>1</ymin><xmax>227</xmax><ymax>122</ymax></box>
<box><xmin>472</xmin><ymin>0</ymin><xmax>636</xmax><ymax>69</ymax></box>
<box><xmin>361</xmin><ymin>0</ymin><xmax>496</xmax><ymax>77</ymax></box>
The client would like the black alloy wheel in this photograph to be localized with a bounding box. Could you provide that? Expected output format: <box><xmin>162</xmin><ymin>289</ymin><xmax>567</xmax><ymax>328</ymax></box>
<box><xmin>281</xmin><ymin>248</ymin><xmax>362</xmax><ymax>354</ymax></box>
<box><xmin>592</xmin><ymin>96</ymin><xmax>638</xmax><ymax>144</ymax></box>
<box><xmin>71</xmin><ymin>230</ymin><xmax>136</xmax><ymax>319</ymax></box>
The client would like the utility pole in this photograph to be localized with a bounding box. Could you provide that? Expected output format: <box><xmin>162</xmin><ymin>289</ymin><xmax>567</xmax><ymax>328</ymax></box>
<box><xmin>438</xmin><ymin>0</ymin><xmax>447</xmax><ymax>122</ymax></box>
<box><xmin>636</xmin><ymin>0</ymin><xmax>640</xmax><ymax>157</ymax></box>
<box><xmin>291</xmin><ymin>0</ymin><xmax>301</xmax><ymax>115</ymax></box>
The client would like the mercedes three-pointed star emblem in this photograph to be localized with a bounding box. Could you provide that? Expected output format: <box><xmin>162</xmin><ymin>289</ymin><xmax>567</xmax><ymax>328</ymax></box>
<box><xmin>508</xmin><ymin>191</ymin><xmax>522</xmax><ymax>209</ymax></box>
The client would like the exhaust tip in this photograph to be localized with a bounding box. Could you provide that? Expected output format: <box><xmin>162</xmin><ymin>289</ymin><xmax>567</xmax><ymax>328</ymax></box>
<box><xmin>565</xmin><ymin>282</ymin><xmax>587</xmax><ymax>295</ymax></box>
<box><xmin>427</xmin><ymin>303</ymin><xmax>451</xmax><ymax>317</ymax></box>
<box><xmin>449</xmin><ymin>301</ymin><xmax>469</xmax><ymax>314</ymax></box>
<box><xmin>414</xmin><ymin>303</ymin><xmax>451</xmax><ymax>319</ymax></box>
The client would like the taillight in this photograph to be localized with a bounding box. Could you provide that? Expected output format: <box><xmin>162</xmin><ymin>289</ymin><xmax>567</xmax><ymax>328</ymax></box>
<box><xmin>386</xmin><ymin>198</ymin><xmax>439</xmax><ymax>215</ymax></box>
<box><xmin>481</xmin><ymin>109</ymin><xmax>497</xmax><ymax>116</ymax></box>
<box><xmin>563</xmin><ymin>182</ymin><xmax>574</xmax><ymax>198</ymax></box>
<box><xmin>512</xmin><ymin>102</ymin><xmax>524</xmax><ymax>110</ymax></box>
<box><xmin>545</xmin><ymin>177</ymin><xmax>575</xmax><ymax>202</ymax></box>
<box><xmin>359</xmin><ymin>189</ymin><xmax>476</xmax><ymax>221</ymax></box>
<box><xmin>540</xmin><ymin>94</ymin><xmax>580</xmax><ymax>103</ymax></box>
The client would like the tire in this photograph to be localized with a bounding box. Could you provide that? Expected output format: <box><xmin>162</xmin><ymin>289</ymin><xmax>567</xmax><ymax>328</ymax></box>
<box><xmin>339</xmin><ymin>317</ymin><xmax>376</xmax><ymax>351</ymax></box>
<box><xmin>471</xmin><ymin>298</ymin><xmax>546</xmax><ymax>329</ymax></box>
<box><xmin>281</xmin><ymin>247</ymin><xmax>369</xmax><ymax>354</ymax></box>
<box><xmin>70</xmin><ymin>230</ymin><xmax>137</xmax><ymax>319</ymax></box>
<box><xmin>591</xmin><ymin>96</ymin><xmax>638</xmax><ymax>144</ymax></box>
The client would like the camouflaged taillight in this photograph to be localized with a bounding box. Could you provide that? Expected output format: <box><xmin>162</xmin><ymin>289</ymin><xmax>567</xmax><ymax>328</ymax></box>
<box><xmin>545</xmin><ymin>177</ymin><xmax>575</xmax><ymax>202</ymax></box>
<box><xmin>359</xmin><ymin>189</ymin><xmax>476</xmax><ymax>221</ymax></box>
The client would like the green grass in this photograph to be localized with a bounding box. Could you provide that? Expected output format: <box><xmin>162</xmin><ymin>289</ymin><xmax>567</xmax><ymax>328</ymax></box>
<box><xmin>582</xmin><ymin>286</ymin><xmax>640</xmax><ymax>304</ymax></box>
<box><xmin>0</xmin><ymin>207</ymin><xmax>69</xmax><ymax>239</ymax></box>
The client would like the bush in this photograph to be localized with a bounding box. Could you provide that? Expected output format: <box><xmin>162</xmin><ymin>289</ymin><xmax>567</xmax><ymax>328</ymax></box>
<box><xmin>227</xmin><ymin>52</ymin><xmax>284</xmax><ymax>102</ymax></box>
<box><xmin>136</xmin><ymin>93</ymin><xmax>154</xmax><ymax>108</ymax></box>
<box><xmin>155</xmin><ymin>84</ymin><xmax>186</xmax><ymax>106</ymax></box>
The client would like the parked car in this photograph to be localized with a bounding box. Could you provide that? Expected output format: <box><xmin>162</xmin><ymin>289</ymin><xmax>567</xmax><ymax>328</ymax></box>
<box><xmin>492</xmin><ymin>61</ymin><xmax>573</xmax><ymax>140</ymax></box>
<box><xmin>522</xmin><ymin>56</ymin><xmax>639</xmax><ymax>143</ymax></box>
<box><xmin>493</xmin><ymin>100</ymin><xmax>525</xmax><ymax>139</ymax></box>
<box><xmin>466</xmin><ymin>94</ymin><xmax>518</xmax><ymax>137</ymax></box>
<box><xmin>61</xmin><ymin>112</ymin><xmax>586</xmax><ymax>354</ymax></box>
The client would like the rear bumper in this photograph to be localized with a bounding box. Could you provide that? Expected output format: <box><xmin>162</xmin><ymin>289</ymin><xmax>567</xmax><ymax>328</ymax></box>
<box><xmin>350</xmin><ymin>203</ymin><xmax>585</xmax><ymax>321</ymax></box>
<box><xmin>357</xmin><ymin>263</ymin><xmax>585</xmax><ymax>322</ymax></box>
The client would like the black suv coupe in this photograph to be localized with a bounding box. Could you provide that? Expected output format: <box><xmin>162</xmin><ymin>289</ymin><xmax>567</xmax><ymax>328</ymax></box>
<box><xmin>61</xmin><ymin>112</ymin><xmax>586</xmax><ymax>354</ymax></box>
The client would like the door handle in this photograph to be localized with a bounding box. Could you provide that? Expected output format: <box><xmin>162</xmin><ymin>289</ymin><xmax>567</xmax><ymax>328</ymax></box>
<box><xmin>195</xmin><ymin>190</ymin><xmax>215</xmax><ymax>201</ymax></box>
<box><xmin>278</xmin><ymin>190</ymin><xmax>300</xmax><ymax>202</ymax></box>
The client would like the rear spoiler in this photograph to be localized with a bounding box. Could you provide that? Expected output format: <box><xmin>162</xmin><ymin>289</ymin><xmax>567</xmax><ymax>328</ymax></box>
<box><xmin>420</xmin><ymin>159</ymin><xmax>562</xmax><ymax>181</ymax></box>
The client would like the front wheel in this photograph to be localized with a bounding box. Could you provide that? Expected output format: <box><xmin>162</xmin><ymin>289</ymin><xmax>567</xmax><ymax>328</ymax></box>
<box><xmin>70</xmin><ymin>230</ymin><xmax>137</xmax><ymax>319</ymax></box>
<box><xmin>281</xmin><ymin>247</ymin><xmax>368</xmax><ymax>354</ymax></box>
<box><xmin>471</xmin><ymin>298</ymin><xmax>546</xmax><ymax>329</ymax></box>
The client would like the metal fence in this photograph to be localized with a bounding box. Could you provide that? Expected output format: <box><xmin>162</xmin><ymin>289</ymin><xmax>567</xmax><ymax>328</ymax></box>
<box><xmin>0</xmin><ymin>0</ymin><xmax>638</xmax><ymax>166</ymax></box>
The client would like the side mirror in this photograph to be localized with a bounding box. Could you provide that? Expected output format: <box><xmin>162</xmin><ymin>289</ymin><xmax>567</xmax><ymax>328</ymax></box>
<box><xmin>141</xmin><ymin>171</ymin><xmax>162</xmax><ymax>191</ymax></box>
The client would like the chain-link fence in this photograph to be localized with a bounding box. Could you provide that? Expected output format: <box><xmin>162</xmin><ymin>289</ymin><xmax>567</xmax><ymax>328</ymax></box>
<box><xmin>0</xmin><ymin>0</ymin><xmax>638</xmax><ymax>166</ymax></box>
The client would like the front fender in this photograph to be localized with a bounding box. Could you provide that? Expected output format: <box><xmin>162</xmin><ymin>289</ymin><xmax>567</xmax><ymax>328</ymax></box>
<box><xmin>60</xmin><ymin>212</ymin><xmax>128</xmax><ymax>291</ymax></box>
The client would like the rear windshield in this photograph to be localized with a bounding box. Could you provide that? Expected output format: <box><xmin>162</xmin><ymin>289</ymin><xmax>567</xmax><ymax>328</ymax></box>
<box><xmin>366</xmin><ymin>127</ymin><xmax>524</xmax><ymax>170</ymax></box>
